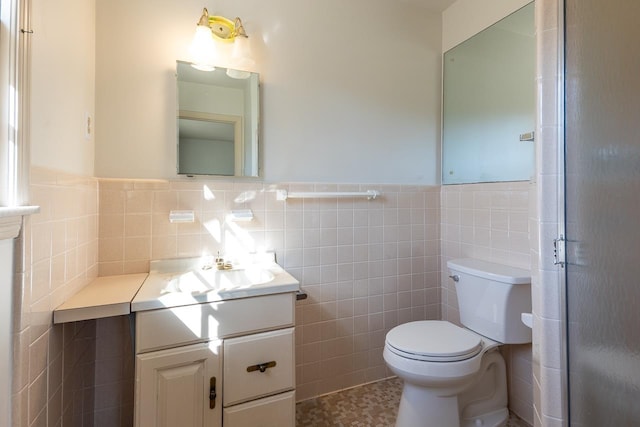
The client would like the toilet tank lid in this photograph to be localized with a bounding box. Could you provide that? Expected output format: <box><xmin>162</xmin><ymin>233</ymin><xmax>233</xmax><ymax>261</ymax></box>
<box><xmin>447</xmin><ymin>258</ymin><xmax>530</xmax><ymax>284</ymax></box>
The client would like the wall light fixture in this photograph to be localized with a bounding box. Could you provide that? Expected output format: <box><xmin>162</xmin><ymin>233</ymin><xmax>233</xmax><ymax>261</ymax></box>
<box><xmin>189</xmin><ymin>8</ymin><xmax>254</xmax><ymax>78</ymax></box>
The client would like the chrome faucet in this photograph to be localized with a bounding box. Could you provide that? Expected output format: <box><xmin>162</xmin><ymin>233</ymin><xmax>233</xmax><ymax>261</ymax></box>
<box><xmin>215</xmin><ymin>252</ymin><xmax>232</xmax><ymax>270</ymax></box>
<box><xmin>200</xmin><ymin>252</ymin><xmax>232</xmax><ymax>270</ymax></box>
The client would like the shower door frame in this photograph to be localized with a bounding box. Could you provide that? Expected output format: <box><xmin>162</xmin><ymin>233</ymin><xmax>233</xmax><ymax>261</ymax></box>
<box><xmin>557</xmin><ymin>0</ymin><xmax>570</xmax><ymax>421</ymax></box>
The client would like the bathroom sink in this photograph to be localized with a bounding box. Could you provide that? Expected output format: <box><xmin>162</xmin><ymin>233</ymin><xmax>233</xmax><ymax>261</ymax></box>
<box><xmin>131</xmin><ymin>254</ymin><xmax>300</xmax><ymax>311</ymax></box>
<box><xmin>163</xmin><ymin>267</ymin><xmax>275</xmax><ymax>294</ymax></box>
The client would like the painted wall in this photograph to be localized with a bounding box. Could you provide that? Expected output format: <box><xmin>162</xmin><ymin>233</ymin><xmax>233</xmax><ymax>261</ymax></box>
<box><xmin>17</xmin><ymin>0</ymin><xmax>100</xmax><ymax>425</ymax></box>
<box><xmin>30</xmin><ymin>0</ymin><xmax>96</xmax><ymax>176</ymax></box>
<box><xmin>94</xmin><ymin>0</ymin><xmax>442</xmax><ymax>184</ymax></box>
<box><xmin>442</xmin><ymin>0</ymin><xmax>531</xmax><ymax>52</ymax></box>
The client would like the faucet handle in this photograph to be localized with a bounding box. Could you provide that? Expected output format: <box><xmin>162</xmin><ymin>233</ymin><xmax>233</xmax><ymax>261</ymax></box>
<box><xmin>217</xmin><ymin>262</ymin><xmax>233</xmax><ymax>270</ymax></box>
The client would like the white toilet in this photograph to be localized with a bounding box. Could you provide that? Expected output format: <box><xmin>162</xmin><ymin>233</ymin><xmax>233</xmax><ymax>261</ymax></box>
<box><xmin>383</xmin><ymin>258</ymin><xmax>531</xmax><ymax>427</ymax></box>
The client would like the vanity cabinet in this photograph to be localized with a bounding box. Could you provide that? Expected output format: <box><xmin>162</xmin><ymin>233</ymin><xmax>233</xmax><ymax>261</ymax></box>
<box><xmin>134</xmin><ymin>292</ymin><xmax>296</xmax><ymax>427</ymax></box>
<box><xmin>136</xmin><ymin>341</ymin><xmax>223</xmax><ymax>427</ymax></box>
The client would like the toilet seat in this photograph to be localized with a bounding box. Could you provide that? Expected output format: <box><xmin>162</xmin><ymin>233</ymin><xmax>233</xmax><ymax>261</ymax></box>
<box><xmin>385</xmin><ymin>321</ymin><xmax>483</xmax><ymax>362</ymax></box>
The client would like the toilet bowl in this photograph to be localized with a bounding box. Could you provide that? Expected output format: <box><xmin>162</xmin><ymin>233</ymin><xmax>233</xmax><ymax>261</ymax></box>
<box><xmin>383</xmin><ymin>258</ymin><xmax>531</xmax><ymax>427</ymax></box>
<box><xmin>384</xmin><ymin>321</ymin><xmax>507</xmax><ymax>427</ymax></box>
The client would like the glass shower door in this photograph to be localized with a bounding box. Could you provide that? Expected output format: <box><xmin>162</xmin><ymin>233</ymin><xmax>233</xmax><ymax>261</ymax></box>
<box><xmin>564</xmin><ymin>1</ymin><xmax>640</xmax><ymax>425</ymax></box>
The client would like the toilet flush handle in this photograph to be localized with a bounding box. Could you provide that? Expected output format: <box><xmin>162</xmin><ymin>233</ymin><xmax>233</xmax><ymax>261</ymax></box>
<box><xmin>448</xmin><ymin>274</ymin><xmax>459</xmax><ymax>282</ymax></box>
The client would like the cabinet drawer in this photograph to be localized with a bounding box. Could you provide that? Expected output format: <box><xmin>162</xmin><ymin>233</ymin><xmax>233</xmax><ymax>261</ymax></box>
<box><xmin>136</xmin><ymin>293</ymin><xmax>294</xmax><ymax>353</ymax></box>
<box><xmin>223</xmin><ymin>328</ymin><xmax>294</xmax><ymax>406</ymax></box>
<box><xmin>223</xmin><ymin>391</ymin><xmax>295</xmax><ymax>427</ymax></box>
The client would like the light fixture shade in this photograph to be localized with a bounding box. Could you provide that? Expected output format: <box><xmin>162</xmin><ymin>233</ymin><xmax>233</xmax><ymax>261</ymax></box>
<box><xmin>230</xmin><ymin>35</ymin><xmax>254</xmax><ymax>71</ymax></box>
<box><xmin>190</xmin><ymin>25</ymin><xmax>218</xmax><ymax>71</ymax></box>
<box><xmin>226</xmin><ymin>68</ymin><xmax>251</xmax><ymax>79</ymax></box>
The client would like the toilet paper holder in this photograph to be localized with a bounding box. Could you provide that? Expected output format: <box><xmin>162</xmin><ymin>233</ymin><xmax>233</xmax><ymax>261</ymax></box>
<box><xmin>521</xmin><ymin>313</ymin><xmax>533</xmax><ymax>329</ymax></box>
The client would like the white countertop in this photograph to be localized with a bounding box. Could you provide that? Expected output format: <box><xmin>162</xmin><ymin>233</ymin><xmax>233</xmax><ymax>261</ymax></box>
<box><xmin>53</xmin><ymin>273</ymin><xmax>148</xmax><ymax>323</ymax></box>
<box><xmin>131</xmin><ymin>262</ymin><xmax>300</xmax><ymax>312</ymax></box>
<box><xmin>53</xmin><ymin>256</ymin><xmax>300</xmax><ymax>322</ymax></box>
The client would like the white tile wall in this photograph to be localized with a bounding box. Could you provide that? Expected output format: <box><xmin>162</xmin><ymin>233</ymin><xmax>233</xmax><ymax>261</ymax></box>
<box><xmin>97</xmin><ymin>179</ymin><xmax>442</xmax><ymax>401</ymax></box>
<box><xmin>440</xmin><ymin>181</ymin><xmax>534</xmax><ymax>424</ymax></box>
<box><xmin>13</xmin><ymin>167</ymin><xmax>99</xmax><ymax>427</ymax></box>
<box><xmin>533</xmin><ymin>0</ymin><xmax>568</xmax><ymax>425</ymax></box>
<box><xmin>16</xmin><ymin>171</ymin><xmax>548</xmax><ymax>425</ymax></box>
<box><xmin>440</xmin><ymin>181</ymin><xmax>532</xmax><ymax>322</ymax></box>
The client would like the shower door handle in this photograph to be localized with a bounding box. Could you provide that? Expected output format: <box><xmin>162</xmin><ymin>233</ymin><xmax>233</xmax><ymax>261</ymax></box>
<box><xmin>553</xmin><ymin>235</ymin><xmax>566</xmax><ymax>267</ymax></box>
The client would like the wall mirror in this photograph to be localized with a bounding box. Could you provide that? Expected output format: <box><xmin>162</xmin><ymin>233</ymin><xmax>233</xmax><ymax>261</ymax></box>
<box><xmin>442</xmin><ymin>2</ymin><xmax>535</xmax><ymax>184</ymax></box>
<box><xmin>177</xmin><ymin>61</ymin><xmax>260</xmax><ymax>177</ymax></box>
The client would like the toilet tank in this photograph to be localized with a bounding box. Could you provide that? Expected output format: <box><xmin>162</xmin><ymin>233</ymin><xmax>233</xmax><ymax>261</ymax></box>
<box><xmin>447</xmin><ymin>258</ymin><xmax>531</xmax><ymax>344</ymax></box>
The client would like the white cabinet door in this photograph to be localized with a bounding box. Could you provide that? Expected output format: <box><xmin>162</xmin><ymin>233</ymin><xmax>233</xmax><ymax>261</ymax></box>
<box><xmin>136</xmin><ymin>341</ymin><xmax>222</xmax><ymax>427</ymax></box>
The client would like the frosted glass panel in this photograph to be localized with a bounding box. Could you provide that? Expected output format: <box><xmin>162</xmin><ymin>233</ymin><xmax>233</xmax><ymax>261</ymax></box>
<box><xmin>565</xmin><ymin>1</ymin><xmax>640</xmax><ymax>425</ymax></box>
<box><xmin>442</xmin><ymin>3</ymin><xmax>534</xmax><ymax>184</ymax></box>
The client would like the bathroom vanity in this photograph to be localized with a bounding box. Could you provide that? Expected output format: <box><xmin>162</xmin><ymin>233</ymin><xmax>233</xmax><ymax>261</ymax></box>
<box><xmin>53</xmin><ymin>255</ymin><xmax>299</xmax><ymax>427</ymax></box>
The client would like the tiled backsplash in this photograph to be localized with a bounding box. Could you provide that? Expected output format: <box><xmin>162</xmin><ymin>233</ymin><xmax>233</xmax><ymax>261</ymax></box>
<box><xmin>440</xmin><ymin>181</ymin><xmax>534</xmax><ymax>425</ymax></box>
<box><xmin>97</xmin><ymin>179</ymin><xmax>442</xmax><ymax>400</ymax></box>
